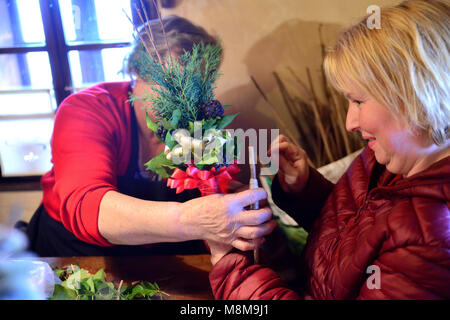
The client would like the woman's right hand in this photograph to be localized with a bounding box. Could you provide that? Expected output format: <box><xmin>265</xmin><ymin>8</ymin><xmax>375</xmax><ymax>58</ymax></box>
<box><xmin>179</xmin><ymin>188</ymin><xmax>277</xmax><ymax>252</ymax></box>
<box><xmin>269</xmin><ymin>134</ymin><xmax>310</xmax><ymax>195</ymax></box>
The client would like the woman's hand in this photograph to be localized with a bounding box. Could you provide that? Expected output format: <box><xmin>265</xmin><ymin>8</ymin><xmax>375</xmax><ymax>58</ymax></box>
<box><xmin>206</xmin><ymin>237</ymin><xmax>265</xmax><ymax>266</ymax></box>
<box><xmin>179</xmin><ymin>188</ymin><xmax>277</xmax><ymax>252</ymax></box>
<box><xmin>228</xmin><ymin>181</ymin><xmax>269</xmax><ymax>210</ymax></box>
<box><xmin>207</xmin><ymin>240</ymin><xmax>233</xmax><ymax>266</ymax></box>
<box><xmin>269</xmin><ymin>134</ymin><xmax>310</xmax><ymax>195</ymax></box>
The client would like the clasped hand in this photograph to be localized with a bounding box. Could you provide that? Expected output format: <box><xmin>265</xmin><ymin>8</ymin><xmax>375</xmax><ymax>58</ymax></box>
<box><xmin>180</xmin><ymin>188</ymin><xmax>277</xmax><ymax>263</ymax></box>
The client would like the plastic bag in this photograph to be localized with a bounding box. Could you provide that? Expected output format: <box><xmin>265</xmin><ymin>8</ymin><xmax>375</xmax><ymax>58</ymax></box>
<box><xmin>0</xmin><ymin>226</ymin><xmax>61</xmax><ymax>300</ymax></box>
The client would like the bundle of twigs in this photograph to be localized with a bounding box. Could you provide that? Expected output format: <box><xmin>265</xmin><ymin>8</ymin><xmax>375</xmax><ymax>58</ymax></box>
<box><xmin>251</xmin><ymin>25</ymin><xmax>364</xmax><ymax>168</ymax></box>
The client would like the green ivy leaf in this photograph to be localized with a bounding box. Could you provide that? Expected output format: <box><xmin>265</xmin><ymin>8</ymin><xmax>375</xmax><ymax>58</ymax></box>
<box><xmin>82</xmin><ymin>277</ymin><xmax>95</xmax><ymax>293</ymax></box>
<box><xmin>50</xmin><ymin>285</ymin><xmax>78</xmax><ymax>300</ymax></box>
<box><xmin>54</xmin><ymin>269</ymin><xmax>65</xmax><ymax>279</ymax></box>
<box><xmin>129</xmin><ymin>284</ymin><xmax>145</xmax><ymax>299</ymax></box>
<box><xmin>120</xmin><ymin>285</ymin><xmax>133</xmax><ymax>300</ymax></box>
<box><xmin>62</xmin><ymin>268</ymin><xmax>89</xmax><ymax>290</ymax></box>
<box><xmin>144</xmin><ymin>151</ymin><xmax>179</xmax><ymax>178</ymax></box>
<box><xmin>170</xmin><ymin>109</ymin><xmax>181</xmax><ymax>128</ymax></box>
<box><xmin>126</xmin><ymin>283</ymin><xmax>160</xmax><ymax>299</ymax></box>
<box><xmin>203</xmin><ymin>118</ymin><xmax>218</xmax><ymax>131</ymax></box>
<box><xmin>145</xmin><ymin>112</ymin><xmax>158</xmax><ymax>133</ymax></box>
<box><xmin>160</xmin><ymin>119</ymin><xmax>174</xmax><ymax>130</ymax></box>
<box><xmin>188</xmin><ymin>122</ymin><xmax>195</xmax><ymax>135</ymax></box>
<box><xmin>217</xmin><ymin>113</ymin><xmax>239</xmax><ymax>130</ymax></box>
<box><xmin>95</xmin><ymin>282</ymin><xmax>117</xmax><ymax>300</ymax></box>
<box><xmin>92</xmin><ymin>269</ymin><xmax>106</xmax><ymax>282</ymax></box>
<box><xmin>164</xmin><ymin>131</ymin><xmax>177</xmax><ymax>150</ymax></box>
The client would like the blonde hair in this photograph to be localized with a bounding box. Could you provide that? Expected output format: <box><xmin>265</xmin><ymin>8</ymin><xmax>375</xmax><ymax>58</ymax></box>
<box><xmin>324</xmin><ymin>0</ymin><xmax>450</xmax><ymax>145</ymax></box>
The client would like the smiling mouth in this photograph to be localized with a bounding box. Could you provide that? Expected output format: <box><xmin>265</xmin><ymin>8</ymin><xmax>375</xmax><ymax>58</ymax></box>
<box><xmin>363</xmin><ymin>137</ymin><xmax>376</xmax><ymax>148</ymax></box>
<box><xmin>362</xmin><ymin>134</ymin><xmax>375</xmax><ymax>142</ymax></box>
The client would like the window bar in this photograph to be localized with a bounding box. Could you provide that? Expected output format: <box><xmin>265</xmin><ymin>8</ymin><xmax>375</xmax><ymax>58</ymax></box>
<box><xmin>39</xmin><ymin>0</ymin><xmax>73</xmax><ymax>106</ymax></box>
<box><xmin>7</xmin><ymin>0</ymin><xmax>31</xmax><ymax>87</ymax></box>
<box><xmin>72</xmin><ymin>0</ymin><xmax>105</xmax><ymax>85</ymax></box>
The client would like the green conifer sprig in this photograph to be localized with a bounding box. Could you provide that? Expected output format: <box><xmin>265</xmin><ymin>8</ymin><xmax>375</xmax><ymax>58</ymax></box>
<box><xmin>130</xmin><ymin>41</ymin><xmax>222</xmax><ymax>129</ymax></box>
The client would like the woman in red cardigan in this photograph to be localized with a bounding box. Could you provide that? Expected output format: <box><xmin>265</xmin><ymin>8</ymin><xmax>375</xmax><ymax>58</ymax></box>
<box><xmin>207</xmin><ymin>0</ymin><xmax>450</xmax><ymax>299</ymax></box>
<box><xmin>25</xmin><ymin>15</ymin><xmax>276</xmax><ymax>256</ymax></box>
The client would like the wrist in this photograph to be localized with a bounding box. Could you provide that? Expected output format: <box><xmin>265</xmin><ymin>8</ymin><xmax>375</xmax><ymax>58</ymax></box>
<box><xmin>281</xmin><ymin>166</ymin><xmax>311</xmax><ymax>195</ymax></box>
<box><xmin>177</xmin><ymin>201</ymin><xmax>200</xmax><ymax>241</ymax></box>
<box><xmin>211</xmin><ymin>252</ymin><xmax>226</xmax><ymax>266</ymax></box>
<box><xmin>208</xmin><ymin>240</ymin><xmax>233</xmax><ymax>266</ymax></box>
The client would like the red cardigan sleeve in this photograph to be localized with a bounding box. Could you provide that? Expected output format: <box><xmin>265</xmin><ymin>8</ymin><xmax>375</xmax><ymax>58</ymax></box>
<box><xmin>209</xmin><ymin>252</ymin><xmax>301</xmax><ymax>300</ymax></box>
<box><xmin>42</xmin><ymin>83</ymin><xmax>132</xmax><ymax>246</ymax></box>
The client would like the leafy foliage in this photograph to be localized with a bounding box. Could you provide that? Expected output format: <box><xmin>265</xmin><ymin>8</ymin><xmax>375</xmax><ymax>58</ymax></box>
<box><xmin>50</xmin><ymin>265</ymin><xmax>168</xmax><ymax>300</ymax></box>
<box><xmin>144</xmin><ymin>150</ymin><xmax>178</xmax><ymax>179</ymax></box>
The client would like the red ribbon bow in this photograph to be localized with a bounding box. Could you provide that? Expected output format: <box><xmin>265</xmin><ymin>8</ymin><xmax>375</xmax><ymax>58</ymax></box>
<box><xmin>167</xmin><ymin>162</ymin><xmax>240</xmax><ymax>195</ymax></box>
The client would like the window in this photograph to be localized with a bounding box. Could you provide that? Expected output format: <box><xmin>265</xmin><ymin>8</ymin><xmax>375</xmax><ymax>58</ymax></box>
<box><xmin>0</xmin><ymin>0</ymin><xmax>157</xmax><ymax>178</ymax></box>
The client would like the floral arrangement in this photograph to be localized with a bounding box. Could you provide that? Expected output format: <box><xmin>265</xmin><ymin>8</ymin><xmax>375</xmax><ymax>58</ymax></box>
<box><xmin>129</xmin><ymin>17</ymin><xmax>240</xmax><ymax>196</ymax></box>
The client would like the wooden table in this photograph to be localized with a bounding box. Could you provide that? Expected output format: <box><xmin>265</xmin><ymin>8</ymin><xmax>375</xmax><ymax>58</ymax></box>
<box><xmin>41</xmin><ymin>255</ymin><xmax>214</xmax><ymax>300</ymax></box>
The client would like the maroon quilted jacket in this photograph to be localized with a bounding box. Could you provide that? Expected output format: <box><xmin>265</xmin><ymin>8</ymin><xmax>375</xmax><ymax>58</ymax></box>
<box><xmin>209</xmin><ymin>148</ymin><xmax>450</xmax><ymax>299</ymax></box>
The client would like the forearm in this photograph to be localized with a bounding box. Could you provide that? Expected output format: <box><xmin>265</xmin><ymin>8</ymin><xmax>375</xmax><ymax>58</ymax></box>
<box><xmin>98</xmin><ymin>190</ymin><xmax>190</xmax><ymax>245</ymax></box>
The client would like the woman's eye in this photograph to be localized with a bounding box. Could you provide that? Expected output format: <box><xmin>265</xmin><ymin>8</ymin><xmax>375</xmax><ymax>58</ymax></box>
<box><xmin>353</xmin><ymin>99</ymin><xmax>363</xmax><ymax>105</ymax></box>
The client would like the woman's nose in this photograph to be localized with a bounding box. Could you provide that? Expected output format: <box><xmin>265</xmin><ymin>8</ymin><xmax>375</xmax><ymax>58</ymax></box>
<box><xmin>345</xmin><ymin>103</ymin><xmax>360</xmax><ymax>132</ymax></box>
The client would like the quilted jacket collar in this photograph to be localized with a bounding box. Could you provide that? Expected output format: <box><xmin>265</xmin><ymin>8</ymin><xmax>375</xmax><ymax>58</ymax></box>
<box><xmin>362</xmin><ymin>148</ymin><xmax>450</xmax><ymax>202</ymax></box>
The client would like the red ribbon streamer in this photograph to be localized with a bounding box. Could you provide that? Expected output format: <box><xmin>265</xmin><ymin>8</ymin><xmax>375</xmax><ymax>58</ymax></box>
<box><xmin>167</xmin><ymin>162</ymin><xmax>240</xmax><ymax>196</ymax></box>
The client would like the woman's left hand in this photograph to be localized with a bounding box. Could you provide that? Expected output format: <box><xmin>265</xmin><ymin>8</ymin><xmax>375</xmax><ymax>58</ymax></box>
<box><xmin>207</xmin><ymin>240</ymin><xmax>233</xmax><ymax>265</ymax></box>
<box><xmin>207</xmin><ymin>238</ymin><xmax>265</xmax><ymax>265</ymax></box>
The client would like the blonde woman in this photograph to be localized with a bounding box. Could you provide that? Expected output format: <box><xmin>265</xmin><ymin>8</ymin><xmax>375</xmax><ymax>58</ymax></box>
<box><xmin>207</xmin><ymin>0</ymin><xmax>450</xmax><ymax>299</ymax></box>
